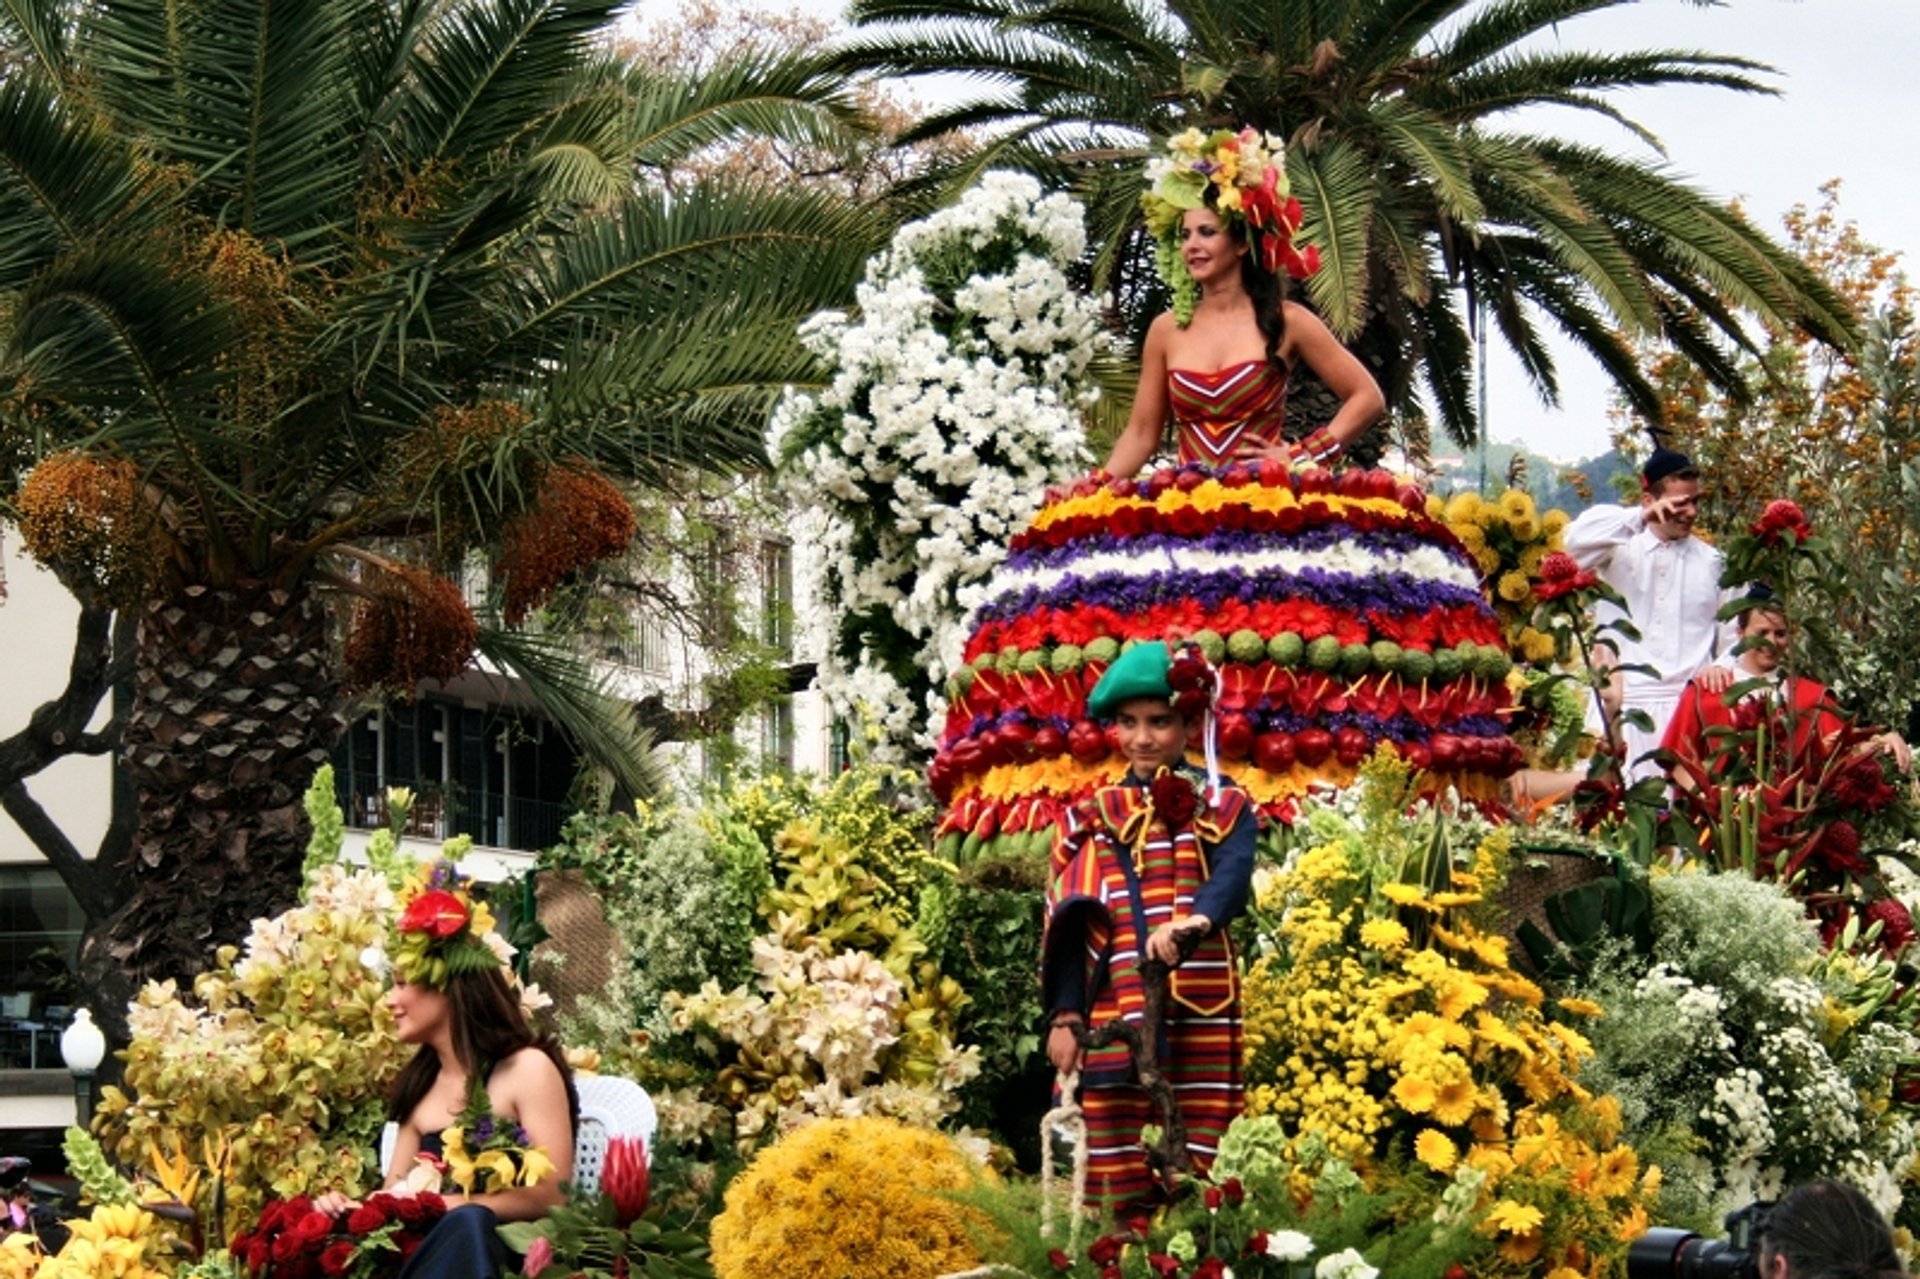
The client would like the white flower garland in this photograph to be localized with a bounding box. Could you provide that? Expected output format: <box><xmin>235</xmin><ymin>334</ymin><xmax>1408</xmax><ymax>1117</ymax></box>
<box><xmin>771</xmin><ymin>172</ymin><xmax>1101</xmax><ymax>759</ymax></box>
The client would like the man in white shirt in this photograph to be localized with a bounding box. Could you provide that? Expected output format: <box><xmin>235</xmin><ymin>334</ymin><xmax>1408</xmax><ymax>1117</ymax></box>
<box><xmin>1563</xmin><ymin>444</ymin><xmax>1735</xmax><ymax>785</ymax></box>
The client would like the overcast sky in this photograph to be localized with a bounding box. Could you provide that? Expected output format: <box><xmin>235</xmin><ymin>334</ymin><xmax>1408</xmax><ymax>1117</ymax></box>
<box><xmin>702</xmin><ymin>0</ymin><xmax>1919</xmax><ymax>462</ymax></box>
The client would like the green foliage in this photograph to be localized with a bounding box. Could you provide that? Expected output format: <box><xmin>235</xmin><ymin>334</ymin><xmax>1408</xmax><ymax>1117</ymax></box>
<box><xmin>61</xmin><ymin>1128</ymin><xmax>137</xmax><ymax>1208</ymax></box>
<box><xmin>917</xmin><ymin>848</ymin><xmax>1047</xmax><ymax>1141</ymax></box>
<box><xmin>756</xmin><ymin>765</ymin><xmax>936</xmax><ymax>977</ymax></box>
<box><xmin>539</xmin><ymin>804</ymin><xmax>770</xmax><ymax>1070</ymax></box>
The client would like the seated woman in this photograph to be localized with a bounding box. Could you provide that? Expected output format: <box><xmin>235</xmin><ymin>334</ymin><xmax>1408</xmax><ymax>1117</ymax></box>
<box><xmin>321</xmin><ymin>866</ymin><xmax>576</xmax><ymax>1278</ymax></box>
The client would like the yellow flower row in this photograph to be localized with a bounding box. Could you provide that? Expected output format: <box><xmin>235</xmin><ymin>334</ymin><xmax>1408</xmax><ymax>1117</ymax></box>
<box><xmin>1030</xmin><ymin>479</ymin><xmax>1413</xmax><ymax>530</ymax></box>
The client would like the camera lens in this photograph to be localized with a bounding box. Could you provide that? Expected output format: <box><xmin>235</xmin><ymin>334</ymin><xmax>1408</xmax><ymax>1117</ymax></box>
<box><xmin>1625</xmin><ymin>1226</ymin><xmax>1758</xmax><ymax>1278</ymax></box>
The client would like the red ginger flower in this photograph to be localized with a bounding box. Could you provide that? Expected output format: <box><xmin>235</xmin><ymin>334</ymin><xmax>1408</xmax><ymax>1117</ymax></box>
<box><xmin>1752</xmin><ymin>498</ymin><xmax>1813</xmax><ymax>544</ymax></box>
<box><xmin>1534</xmin><ymin>551</ymin><xmax>1597</xmax><ymax>601</ymax></box>
<box><xmin>1865</xmin><ymin>899</ymin><xmax>1916</xmax><ymax>952</ymax></box>
<box><xmin>601</xmin><ymin>1135</ymin><xmax>650</xmax><ymax>1226</ymax></box>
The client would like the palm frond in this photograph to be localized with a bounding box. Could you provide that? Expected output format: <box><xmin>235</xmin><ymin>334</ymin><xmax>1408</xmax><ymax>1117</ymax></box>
<box><xmin>1415</xmin><ymin>269</ymin><xmax>1478</xmax><ymax>446</ymax></box>
<box><xmin>627</xmin><ymin>47</ymin><xmax>872</xmax><ymax>170</ymax></box>
<box><xmin>392</xmin><ymin>0</ymin><xmax>624</xmax><ymax>167</ymax></box>
<box><xmin>1290</xmin><ymin>138</ymin><xmax>1375</xmax><ymax>339</ymax></box>
<box><xmin>0</xmin><ymin>0</ymin><xmax>69</xmax><ymax>76</ymax></box>
<box><xmin>475</xmin><ymin>623</ymin><xmax>668</xmax><ymax>801</ymax></box>
<box><xmin>0</xmin><ymin>76</ymin><xmax>153</xmax><ymax>290</ymax></box>
<box><xmin>1365</xmin><ymin>98</ymin><xmax>1482</xmax><ymax>224</ymax></box>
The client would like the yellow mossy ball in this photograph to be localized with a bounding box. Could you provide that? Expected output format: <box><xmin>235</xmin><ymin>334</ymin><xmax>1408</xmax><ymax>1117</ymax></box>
<box><xmin>710</xmin><ymin>1117</ymin><xmax>989</xmax><ymax>1279</ymax></box>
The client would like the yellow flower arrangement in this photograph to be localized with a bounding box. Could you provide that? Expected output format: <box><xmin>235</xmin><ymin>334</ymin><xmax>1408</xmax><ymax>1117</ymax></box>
<box><xmin>1240</xmin><ymin>752</ymin><xmax>1658</xmax><ymax>1277</ymax></box>
<box><xmin>27</xmin><ymin>1203</ymin><xmax>173</xmax><ymax>1279</ymax></box>
<box><xmin>1439</xmin><ymin>486</ymin><xmax>1573</xmax><ymax>652</ymax></box>
<box><xmin>709</xmin><ymin>1117</ymin><xmax>990</xmax><ymax>1279</ymax></box>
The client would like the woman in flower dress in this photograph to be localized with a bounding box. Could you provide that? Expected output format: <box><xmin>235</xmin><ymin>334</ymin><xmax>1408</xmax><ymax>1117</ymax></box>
<box><xmin>317</xmin><ymin>865</ymin><xmax>576</xmax><ymax>1279</ymax></box>
<box><xmin>1104</xmin><ymin>129</ymin><xmax>1383</xmax><ymax>479</ymax></box>
<box><xmin>932</xmin><ymin>129</ymin><xmax>1519</xmax><ymax>851</ymax></box>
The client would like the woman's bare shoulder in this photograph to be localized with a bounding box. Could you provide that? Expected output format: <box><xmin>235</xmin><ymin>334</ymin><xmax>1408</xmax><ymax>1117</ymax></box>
<box><xmin>494</xmin><ymin>1044</ymin><xmax>564</xmax><ymax>1088</ymax></box>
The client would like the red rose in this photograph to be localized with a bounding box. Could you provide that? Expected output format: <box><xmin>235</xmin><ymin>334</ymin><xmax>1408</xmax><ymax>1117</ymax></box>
<box><xmin>292</xmin><ymin>1211</ymin><xmax>336</xmax><ymax>1244</ymax></box>
<box><xmin>1150</xmin><ymin>772</ymin><xmax>1200</xmax><ymax>829</ymax></box>
<box><xmin>1089</xmin><ymin>1235</ymin><xmax>1123</xmax><ymax>1265</ymax></box>
<box><xmin>1204</xmin><ymin>1185</ymin><xmax>1224</xmax><ymax>1212</ymax></box>
<box><xmin>1221</xmin><ymin>1177</ymin><xmax>1244</xmax><ymax>1206</ymax></box>
<box><xmin>398</xmin><ymin>889</ymin><xmax>470</xmax><ymax>938</ymax></box>
<box><xmin>346</xmin><ymin>1202</ymin><xmax>391</xmax><ymax>1235</ymax></box>
<box><xmin>1049</xmin><ymin>1250</ymin><xmax>1074</xmax><ymax>1272</ymax></box>
<box><xmin>318</xmin><ymin>1241</ymin><xmax>357</xmax><ymax>1278</ymax></box>
<box><xmin>1147</xmin><ymin>1256</ymin><xmax>1182</xmax><ymax>1278</ymax></box>
<box><xmin>390</xmin><ymin>1196</ymin><xmax>428</xmax><ymax>1224</ymax></box>
<box><xmin>271</xmin><ymin>1234</ymin><xmax>304</xmax><ymax>1264</ymax></box>
<box><xmin>1193</xmin><ymin>1261</ymin><xmax>1227</xmax><ymax>1279</ymax></box>
<box><xmin>418</xmin><ymin>1193</ymin><xmax>447</xmax><ymax>1215</ymax></box>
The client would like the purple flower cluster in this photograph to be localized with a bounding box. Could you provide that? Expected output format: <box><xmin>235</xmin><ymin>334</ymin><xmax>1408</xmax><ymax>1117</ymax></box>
<box><xmin>972</xmin><ymin>564</ymin><xmax>1483</xmax><ymax>626</ymax></box>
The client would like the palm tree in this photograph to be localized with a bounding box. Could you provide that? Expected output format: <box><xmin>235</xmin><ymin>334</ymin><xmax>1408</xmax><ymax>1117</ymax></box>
<box><xmin>0</xmin><ymin>0</ymin><xmax>886</xmax><ymax>1022</ymax></box>
<box><xmin>836</xmin><ymin>0</ymin><xmax>1859</xmax><ymax>447</ymax></box>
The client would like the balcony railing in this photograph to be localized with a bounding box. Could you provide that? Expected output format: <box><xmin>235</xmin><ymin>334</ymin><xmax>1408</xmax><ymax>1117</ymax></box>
<box><xmin>335</xmin><ymin>774</ymin><xmax>569</xmax><ymax>854</ymax></box>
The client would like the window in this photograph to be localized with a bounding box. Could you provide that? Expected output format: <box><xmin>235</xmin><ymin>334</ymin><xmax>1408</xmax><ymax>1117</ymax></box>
<box><xmin>762</xmin><ymin>697</ymin><xmax>795</xmax><ymax>772</ymax></box>
<box><xmin>0</xmin><ymin>867</ymin><xmax>84</xmax><ymax>1067</ymax></box>
<box><xmin>760</xmin><ymin>541</ymin><xmax>793</xmax><ymax>655</ymax></box>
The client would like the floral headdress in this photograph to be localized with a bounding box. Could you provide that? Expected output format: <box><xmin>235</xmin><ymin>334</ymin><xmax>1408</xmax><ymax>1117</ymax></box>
<box><xmin>379</xmin><ymin>861</ymin><xmax>509</xmax><ymax>988</ymax></box>
<box><xmin>1141</xmin><ymin>126</ymin><xmax>1321</xmax><ymax>324</ymax></box>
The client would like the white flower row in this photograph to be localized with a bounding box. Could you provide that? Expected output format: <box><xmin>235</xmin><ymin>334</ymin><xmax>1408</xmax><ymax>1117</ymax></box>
<box><xmin>966</xmin><ymin>540</ymin><xmax>1483</xmax><ymax>625</ymax></box>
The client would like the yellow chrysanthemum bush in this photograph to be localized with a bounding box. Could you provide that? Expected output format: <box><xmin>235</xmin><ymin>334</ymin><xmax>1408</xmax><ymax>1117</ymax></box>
<box><xmin>95</xmin><ymin>768</ymin><xmax>446</xmax><ymax>1237</ymax></box>
<box><xmin>1240</xmin><ymin>752</ymin><xmax>1658</xmax><ymax>1276</ymax></box>
<box><xmin>708</xmin><ymin>1116</ymin><xmax>992</xmax><ymax>1279</ymax></box>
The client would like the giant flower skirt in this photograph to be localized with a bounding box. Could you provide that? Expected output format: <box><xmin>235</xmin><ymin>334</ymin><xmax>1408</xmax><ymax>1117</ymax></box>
<box><xmin>931</xmin><ymin>462</ymin><xmax>1521</xmax><ymax>858</ymax></box>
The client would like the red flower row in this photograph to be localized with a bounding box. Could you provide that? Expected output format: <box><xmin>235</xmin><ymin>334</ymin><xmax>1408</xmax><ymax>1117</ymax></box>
<box><xmin>942</xmin><ymin>664</ymin><xmax>1511</xmax><ymax>744</ymax></box>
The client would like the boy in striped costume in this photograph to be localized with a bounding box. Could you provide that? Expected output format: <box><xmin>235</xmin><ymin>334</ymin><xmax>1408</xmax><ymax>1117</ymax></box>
<box><xmin>1042</xmin><ymin>640</ymin><xmax>1258</xmax><ymax>1212</ymax></box>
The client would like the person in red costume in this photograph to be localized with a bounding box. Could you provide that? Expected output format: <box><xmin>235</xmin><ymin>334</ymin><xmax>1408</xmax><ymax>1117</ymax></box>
<box><xmin>1662</xmin><ymin>597</ymin><xmax>1910</xmax><ymax>790</ymax></box>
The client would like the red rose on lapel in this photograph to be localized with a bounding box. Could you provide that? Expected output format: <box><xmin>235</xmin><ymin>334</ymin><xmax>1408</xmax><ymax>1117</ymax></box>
<box><xmin>1150</xmin><ymin>772</ymin><xmax>1200</xmax><ymax>828</ymax></box>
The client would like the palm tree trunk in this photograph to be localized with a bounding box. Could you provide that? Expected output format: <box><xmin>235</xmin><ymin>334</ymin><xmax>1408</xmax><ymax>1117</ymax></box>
<box><xmin>77</xmin><ymin>581</ymin><xmax>345</xmax><ymax>1043</ymax></box>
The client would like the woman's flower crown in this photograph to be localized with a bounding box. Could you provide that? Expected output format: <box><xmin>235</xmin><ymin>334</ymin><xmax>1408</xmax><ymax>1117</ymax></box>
<box><xmin>1140</xmin><ymin>126</ymin><xmax>1321</xmax><ymax>323</ymax></box>
<box><xmin>378</xmin><ymin>861</ymin><xmax>509</xmax><ymax>988</ymax></box>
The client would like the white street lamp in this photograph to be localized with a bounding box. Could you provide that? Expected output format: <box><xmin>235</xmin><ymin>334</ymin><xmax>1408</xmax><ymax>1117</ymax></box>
<box><xmin>59</xmin><ymin>1009</ymin><xmax>106</xmax><ymax>1130</ymax></box>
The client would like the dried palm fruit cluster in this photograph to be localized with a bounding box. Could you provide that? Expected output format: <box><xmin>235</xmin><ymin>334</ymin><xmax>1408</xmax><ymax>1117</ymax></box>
<box><xmin>494</xmin><ymin>462</ymin><xmax>636</xmax><ymax>624</ymax></box>
<box><xmin>343</xmin><ymin>563</ymin><xmax>479</xmax><ymax>694</ymax></box>
<box><xmin>15</xmin><ymin>450</ymin><xmax>170</xmax><ymax>604</ymax></box>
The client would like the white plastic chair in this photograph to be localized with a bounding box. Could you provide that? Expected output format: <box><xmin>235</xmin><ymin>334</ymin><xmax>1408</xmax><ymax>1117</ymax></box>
<box><xmin>378</xmin><ymin>1073</ymin><xmax>657</xmax><ymax>1199</ymax></box>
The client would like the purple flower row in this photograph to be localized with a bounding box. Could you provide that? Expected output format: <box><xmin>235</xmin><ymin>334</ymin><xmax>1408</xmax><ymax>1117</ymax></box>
<box><xmin>972</xmin><ymin>563</ymin><xmax>1486</xmax><ymax>625</ymax></box>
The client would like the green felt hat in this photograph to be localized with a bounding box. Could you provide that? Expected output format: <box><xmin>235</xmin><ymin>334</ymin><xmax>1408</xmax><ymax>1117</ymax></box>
<box><xmin>1087</xmin><ymin>640</ymin><xmax>1173</xmax><ymax>719</ymax></box>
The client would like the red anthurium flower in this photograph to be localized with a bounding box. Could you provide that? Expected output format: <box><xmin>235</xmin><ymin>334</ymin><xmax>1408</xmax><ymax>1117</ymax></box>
<box><xmin>398</xmin><ymin>889</ymin><xmax>469</xmax><ymax>938</ymax></box>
